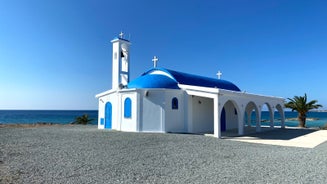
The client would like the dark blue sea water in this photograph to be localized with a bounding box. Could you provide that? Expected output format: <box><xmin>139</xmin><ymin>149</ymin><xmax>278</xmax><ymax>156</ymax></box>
<box><xmin>0</xmin><ymin>110</ymin><xmax>98</xmax><ymax>124</ymax></box>
<box><xmin>0</xmin><ymin>110</ymin><xmax>326</xmax><ymax>128</ymax></box>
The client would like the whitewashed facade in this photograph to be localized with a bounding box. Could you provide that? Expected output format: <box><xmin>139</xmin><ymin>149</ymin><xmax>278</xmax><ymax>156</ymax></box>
<box><xmin>96</xmin><ymin>34</ymin><xmax>285</xmax><ymax>138</ymax></box>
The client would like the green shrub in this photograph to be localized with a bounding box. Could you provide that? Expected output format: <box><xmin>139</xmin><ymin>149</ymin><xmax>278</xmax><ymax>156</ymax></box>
<box><xmin>73</xmin><ymin>114</ymin><xmax>94</xmax><ymax>125</ymax></box>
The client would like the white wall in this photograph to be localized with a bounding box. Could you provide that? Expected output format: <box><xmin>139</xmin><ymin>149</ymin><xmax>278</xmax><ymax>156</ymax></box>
<box><xmin>164</xmin><ymin>90</ymin><xmax>185</xmax><ymax>133</ymax></box>
<box><xmin>138</xmin><ymin>89</ymin><xmax>185</xmax><ymax>133</ymax></box>
<box><xmin>97</xmin><ymin>86</ymin><xmax>285</xmax><ymax>137</ymax></box>
<box><xmin>98</xmin><ymin>89</ymin><xmax>186</xmax><ymax>133</ymax></box>
<box><xmin>97</xmin><ymin>98</ymin><xmax>105</xmax><ymax>129</ymax></box>
<box><xmin>140</xmin><ymin>90</ymin><xmax>165</xmax><ymax>132</ymax></box>
<box><xmin>120</xmin><ymin>92</ymin><xmax>138</xmax><ymax>132</ymax></box>
<box><xmin>189</xmin><ymin>96</ymin><xmax>214</xmax><ymax>133</ymax></box>
<box><xmin>97</xmin><ymin>92</ymin><xmax>119</xmax><ymax>130</ymax></box>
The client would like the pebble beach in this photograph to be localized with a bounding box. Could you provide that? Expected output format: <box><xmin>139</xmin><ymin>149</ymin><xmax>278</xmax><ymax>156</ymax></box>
<box><xmin>1</xmin><ymin>125</ymin><xmax>327</xmax><ymax>184</ymax></box>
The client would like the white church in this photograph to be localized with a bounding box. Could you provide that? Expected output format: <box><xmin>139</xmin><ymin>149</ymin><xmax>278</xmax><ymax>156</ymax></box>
<box><xmin>96</xmin><ymin>33</ymin><xmax>285</xmax><ymax>138</ymax></box>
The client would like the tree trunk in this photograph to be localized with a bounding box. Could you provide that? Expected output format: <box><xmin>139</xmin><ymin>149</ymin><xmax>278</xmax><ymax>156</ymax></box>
<box><xmin>298</xmin><ymin>113</ymin><xmax>306</xmax><ymax>127</ymax></box>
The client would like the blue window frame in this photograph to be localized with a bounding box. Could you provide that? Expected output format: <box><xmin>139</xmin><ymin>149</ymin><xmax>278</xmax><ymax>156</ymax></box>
<box><xmin>172</xmin><ymin>97</ymin><xmax>178</xmax><ymax>110</ymax></box>
<box><xmin>124</xmin><ymin>98</ymin><xmax>132</xmax><ymax>118</ymax></box>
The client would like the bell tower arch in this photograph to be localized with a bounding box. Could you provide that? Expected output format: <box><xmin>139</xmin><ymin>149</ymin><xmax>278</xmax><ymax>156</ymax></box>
<box><xmin>111</xmin><ymin>32</ymin><xmax>131</xmax><ymax>89</ymax></box>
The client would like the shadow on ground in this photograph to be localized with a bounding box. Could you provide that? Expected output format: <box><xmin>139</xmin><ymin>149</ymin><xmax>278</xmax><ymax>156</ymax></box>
<box><xmin>232</xmin><ymin>128</ymin><xmax>318</xmax><ymax>140</ymax></box>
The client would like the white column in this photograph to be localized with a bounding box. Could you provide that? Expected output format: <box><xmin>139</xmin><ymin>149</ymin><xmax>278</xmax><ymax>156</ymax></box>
<box><xmin>213</xmin><ymin>96</ymin><xmax>221</xmax><ymax>138</ymax></box>
<box><xmin>256</xmin><ymin>109</ymin><xmax>261</xmax><ymax>132</ymax></box>
<box><xmin>117</xmin><ymin>93</ymin><xmax>122</xmax><ymax>131</ymax></box>
<box><xmin>187</xmin><ymin>96</ymin><xmax>193</xmax><ymax>133</ymax></box>
<box><xmin>136</xmin><ymin>92</ymin><xmax>141</xmax><ymax>132</ymax></box>
<box><xmin>270</xmin><ymin>108</ymin><xmax>274</xmax><ymax>129</ymax></box>
<box><xmin>281</xmin><ymin>109</ymin><xmax>285</xmax><ymax>128</ymax></box>
<box><xmin>238</xmin><ymin>110</ymin><xmax>244</xmax><ymax>135</ymax></box>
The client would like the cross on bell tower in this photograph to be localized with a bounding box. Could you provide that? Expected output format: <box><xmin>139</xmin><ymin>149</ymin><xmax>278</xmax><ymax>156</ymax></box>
<box><xmin>216</xmin><ymin>70</ymin><xmax>222</xmax><ymax>79</ymax></box>
<box><xmin>119</xmin><ymin>31</ymin><xmax>124</xmax><ymax>39</ymax></box>
<box><xmin>152</xmin><ymin>56</ymin><xmax>158</xmax><ymax>68</ymax></box>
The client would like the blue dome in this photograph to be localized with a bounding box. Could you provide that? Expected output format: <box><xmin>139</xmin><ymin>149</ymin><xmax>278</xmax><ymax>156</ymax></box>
<box><xmin>127</xmin><ymin>73</ymin><xmax>179</xmax><ymax>89</ymax></box>
<box><xmin>127</xmin><ymin>68</ymin><xmax>241</xmax><ymax>91</ymax></box>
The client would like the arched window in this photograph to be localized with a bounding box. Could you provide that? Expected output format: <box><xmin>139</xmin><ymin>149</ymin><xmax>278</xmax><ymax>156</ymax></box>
<box><xmin>105</xmin><ymin>102</ymin><xmax>112</xmax><ymax>129</ymax></box>
<box><xmin>124</xmin><ymin>98</ymin><xmax>132</xmax><ymax>118</ymax></box>
<box><xmin>172</xmin><ymin>97</ymin><xmax>178</xmax><ymax>110</ymax></box>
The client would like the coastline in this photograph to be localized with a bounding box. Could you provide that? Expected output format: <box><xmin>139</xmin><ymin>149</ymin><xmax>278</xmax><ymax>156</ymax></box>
<box><xmin>0</xmin><ymin>122</ymin><xmax>96</xmax><ymax>128</ymax></box>
<box><xmin>285</xmin><ymin>117</ymin><xmax>319</xmax><ymax>121</ymax></box>
<box><xmin>0</xmin><ymin>123</ymin><xmax>62</xmax><ymax>128</ymax></box>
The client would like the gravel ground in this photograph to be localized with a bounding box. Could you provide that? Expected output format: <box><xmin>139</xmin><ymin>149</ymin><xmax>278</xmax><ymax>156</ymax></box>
<box><xmin>1</xmin><ymin>125</ymin><xmax>327</xmax><ymax>184</ymax></box>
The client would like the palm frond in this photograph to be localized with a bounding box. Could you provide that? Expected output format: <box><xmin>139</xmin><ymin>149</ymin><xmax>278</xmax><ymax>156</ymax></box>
<box><xmin>285</xmin><ymin>93</ymin><xmax>322</xmax><ymax>127</ymax></box>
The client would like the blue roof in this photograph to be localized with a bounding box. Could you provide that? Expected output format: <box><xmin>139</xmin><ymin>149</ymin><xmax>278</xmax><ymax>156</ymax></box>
<box><xmin>127</xmin><ymin>68</ymin><xmax>241</xmax><ymax>91</ymax></box>
<box><xmin>127</xmin><ymin>73</ymin><xmax>179</xmax><ymax>89</ymax></box>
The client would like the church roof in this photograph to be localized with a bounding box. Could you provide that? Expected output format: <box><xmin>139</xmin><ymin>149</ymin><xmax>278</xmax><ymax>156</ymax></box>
<box><xmin>127</xmin><ymin>68</ymin><xmax>241</xmax><ymax>91</ymax></box>
<box><xmin>127</xmin><ymin>73</ymin><xmax>179</xmax><ymax>89</ymax></box>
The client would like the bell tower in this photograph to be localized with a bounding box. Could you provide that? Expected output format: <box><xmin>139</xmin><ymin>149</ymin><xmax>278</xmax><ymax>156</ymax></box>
<box><xmin>111</xmin><ymin>32</ymin><xmax>131</xmax><ymax>89</ymax></box>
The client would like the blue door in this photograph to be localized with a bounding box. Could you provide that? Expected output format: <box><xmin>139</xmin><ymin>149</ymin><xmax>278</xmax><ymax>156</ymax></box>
<box><xmin>221</xmin><ymin>108</ymin><xmax>226</xmax><ymax>132</ymax></box>
<box><xmin>105</xmin><ymin>102</ymin><xmax>112</xmax><ymax>129</ymax></box>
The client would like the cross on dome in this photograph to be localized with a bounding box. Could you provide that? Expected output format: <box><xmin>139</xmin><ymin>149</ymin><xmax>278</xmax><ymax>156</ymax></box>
<box><xmin>216</xmin><ymin>70</ymin><xmax>222</xmax><ymax>79</ymax></box>
<box><xmin>152</xmin><ymin>56</ymin><xmax>159</xmax><ymax>68</ymax></box>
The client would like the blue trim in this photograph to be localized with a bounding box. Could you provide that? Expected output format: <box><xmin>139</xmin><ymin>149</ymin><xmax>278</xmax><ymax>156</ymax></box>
<box><xmin>124</xmin><ymin>98</ymin><xmax>132</xmax><ymax>118</ymax></box>
<box><xmin>100</xmin><ymin>118</ymin><xmax>104</xmax><ymax>125</ymax></box>
<box><xmin>105</xmin><ymin>102</ymin><xmax>112</xmax><ymax>129</ymax></box>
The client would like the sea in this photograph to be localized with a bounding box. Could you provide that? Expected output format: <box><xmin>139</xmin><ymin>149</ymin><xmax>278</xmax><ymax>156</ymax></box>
<box><xmin>256</xmin><ymin>111</ymin><xmax>327</xmax><ymax>128</ymax></box>
<box><xmin>0</xmin><ymin>110</ymin><xmax>326</xmax><ymax>128</ymax></box>
<box><xmin>0</xmin><ymin>110</ymin><xmax>98</xmax><ymax>125</ymax></box>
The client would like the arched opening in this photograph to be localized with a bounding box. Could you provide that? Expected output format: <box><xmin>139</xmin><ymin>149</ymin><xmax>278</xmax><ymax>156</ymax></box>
<box><xmin>274</xmin><ymin>104</ymin><xmax>285</xmax><ymax>128</ymax></box>
<box><xmin>244</xmin><ymin>101</ymin><xmax>259</xmax><ymax>133</ymax></box>
<box><xmin>105</xmin><ymin>102</ymin><xmax>112</xmax><ymax>129</ymax></box>
<box><xmin>261</xmin><ymin>103</ymin><xmax>273</xmax><ymax>128</ymax></box>
<box><xmin>221</xmin><ymin>100</ymin><xmax>239</xmax><ymax>133</ymax></box>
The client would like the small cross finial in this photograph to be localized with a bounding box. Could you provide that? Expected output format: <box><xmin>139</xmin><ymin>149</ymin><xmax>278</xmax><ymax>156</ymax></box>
<box><xmin>216</xmin><ymin>70</ymin><xmax>222</xmax><ymax>79</ymax></box>
<box><xmin>119</xmin><ymin>31</ymin><xmax>124</xmax><ymax>39</ymax></box>
<box><xmin>152</xmin><ymin>56</ymin><xmax>159</xmax><ymax>68</ymax></box>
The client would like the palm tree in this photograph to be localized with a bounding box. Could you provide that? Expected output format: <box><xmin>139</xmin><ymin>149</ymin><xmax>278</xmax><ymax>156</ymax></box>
<box><xmin>285</xmin><ymin>93</ymin><xmax>322</xmax><ymax>127</ymax></box>
<box><xmin>73</xmin><ymin>114</ymin><xmax>94</xmax><ymax>125</ymax></box>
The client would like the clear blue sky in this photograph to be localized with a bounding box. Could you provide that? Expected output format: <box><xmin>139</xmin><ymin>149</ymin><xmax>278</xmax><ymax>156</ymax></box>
<box><xmin>1</xmin><ymin>0</ymin><xmax>326</xmax><ymax>110</ymax></box>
